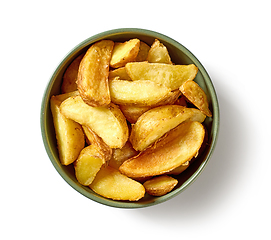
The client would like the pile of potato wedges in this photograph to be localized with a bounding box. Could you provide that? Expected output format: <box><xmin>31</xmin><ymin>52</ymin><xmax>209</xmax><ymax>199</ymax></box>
<box><xmin>50</xmin><ymin>38</ymin><xmax>212</xmax><ymax>201</ymax></box>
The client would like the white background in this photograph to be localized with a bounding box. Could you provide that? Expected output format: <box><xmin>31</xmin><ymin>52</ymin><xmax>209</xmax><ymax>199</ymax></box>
<box><xmin>1</xmin><ymin>1</ymin><xmax>270</xmax><ymax>239</ymax></box>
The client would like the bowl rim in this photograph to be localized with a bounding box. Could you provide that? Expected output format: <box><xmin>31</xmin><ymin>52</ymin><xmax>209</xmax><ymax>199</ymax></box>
<box><xmin>40</xmin><ymin>28</ymin><xmax>220</xmax><ymax>208</ymax></box>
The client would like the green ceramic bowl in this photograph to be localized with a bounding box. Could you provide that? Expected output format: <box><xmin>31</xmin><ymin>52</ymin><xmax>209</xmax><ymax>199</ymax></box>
<box><xmin>40</xmin><ymin>28</ymin><xmax>219</xmax><ymax>208</ymax></box>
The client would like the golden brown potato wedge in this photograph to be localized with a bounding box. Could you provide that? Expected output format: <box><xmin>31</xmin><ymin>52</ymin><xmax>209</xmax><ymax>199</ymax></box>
<box><xmin>126</xmin><ymin>62</ymin><xmax>198</xmax><ymax>90</ymax></box>
<box><xmin>147</xmin><ymin>39</ymin><xmax>172</xmax><ymax>64</ymax></box>
<box><xmin>82</xmin><ymin>126</ymin><xmax>112</xmax><ymax>162</ymax></box>
<box><xmin>74</xmin><ymin>145</ymin><xmax>106</xmax><ymax>186</ymax></box>
<box><xmin>77</xmin><ymin>40</ymin><xmax>114</xmax><ymax>107</ymax></box>
<box><xmin>109</xmin><ymin>141</ymin><xmax>139</xmax><ymax>169</ymax></box>
<box><xmin>143</xmin><ymin>175</ymin><xmax>178</xmax><ymax>196</ymax></box>
<box><xmin>61</xmin><ymin>54</ymin><xmax>84</xmax><ymax>93</ymax></box>
<box><xmin>180</xmin><ymin>80</ymin><xmax>212</xmax><ymax>117</ymax></box>
<box><xmin>119</xmin><ymin>121</ymin><xmax>205</xmax><ymax>178</ymax></box>
<box><xmin>167</xmin><ymin>161</ymin><xmax>190</xmax><ymax>175</ymax></box>
<box><xmin>130</xmin><ymin>105</ymin><xmax>206</xmax><ymax>151</ymax></box>
<box><xmin>109</xmin><ymin>79</ymin><xmax>172</xmax><ymax>106</ymax></box>
<box><xmin>110</xmin><ymin>38</ymin><xmax>140</xmax><ymax>68</ymax></box>
<box><xmin>108</xmin><ymin>67</ymin><xmax>131</xmax><ymax>80</ymax></box>
<box><xmin>60</xmin><ymin>96</ymin><xmax>128</xmax><ymax>148</ymax></box>
<box><xmin>136</xmin><ymin>41</ymin><xmax>150</xmax><ymax>62</ymax></box>
<box><xmin>119</xmin><ymin>105</ymin><xmax>152</xmax><ymax>124</ymax></box>
<box><xmin>118</xmin><ymin>90</ymin><xmax>181</xmax><ymax>124</ymax></box>
<box><xmin>90</xmin><ymin>166</ymin><xmax>145</xmax><ymax>201</ymax></box>
<box><xmin>50</xmin><ymin>95</ymin><xmax>85</xmax><ymax>165</ymax></box>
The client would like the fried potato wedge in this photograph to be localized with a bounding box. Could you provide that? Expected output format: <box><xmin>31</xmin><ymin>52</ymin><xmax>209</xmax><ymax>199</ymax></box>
<box><xmin>50</xmin><ymin>95</ymin><xmax>85</xmax><ymax>165</ymax></box>
<box><xmin>108</xmin><ymin>67</ymin><xmax>131</xmax><ymax>80</ymax></box>
<box><xmin>119</xmin><ymin>105</ymin><xmax>152</xmax><ymax>124</ymax></box>
<box><xmin>82</xmin><ymin>126</ymin><xmax>112</xmax><ymax>162</ymax></box>
<box><xmin>61</xmin><ymin>54</ymin><xmax>84</xmax><ymax>93</ymax></box>
<box><xmin>109</xmin><ymin>79</ymin><xmax>172</xmax><ymax>106</ymax></box>
<box><xmin>180</xmin><ymin>80</ymin><xmax>212</xmax><ymax>117</ymax></box>
<box><xmin>136</xmin><ymin>41</ymin><xmax>150</xmax><ymax>62</ymax></box>
<box><xmin>143</xmin><ymin>175</ymin><xmax>178</xmax><ymax>196</ymax></box>
<box><xmin>74</xmin><ymin>145</ymin><xmax>106</xmax><ymax>186</ymax></box>
<box><xmin>109</xmin><ymin>141</ymin><xmax>139</xmax><ymax>169</ymax></box>
<box><xmin>167</xmin><ymin>161</ymin><xmax>190</xmax><ymax>175</ymax></box>
<box><xmin>77</xmin><ymin>40</ymin><xmax>114</xmax><ymax>107</ymax></box>
<box><xmin>130</xmin><ymin>105</ymin><xmax>206</xmax><ymax>151</ymax></box>
<box><xmin>118</xmin><ymin>90</ymin><xmax>181</xmax><ymax>123</ymax></box>
<box><xmin>126</xmin><ymin>62</ymin><xmax>198</xmax><ymax>90</ymax></box>
<box><xmin>147</xmin><ymin>39</ymin><xmax>172</xmax><ymax>64</ymax></box>
<box><xmin>60</xmin><ymin>96</ymin><xmax>128</xmax><ymax>148</ymax></box>
<box><xmin>119</xmin><ymin>121</ymin><xmax>205</xmax><ymax>178</ymax></box>
<box><xmin>90</xmin><ymin>166</ymin><xmax>145</xmax><ymax>201</ymax></box>
<box><xmin>110</xmin><ymin>38</ymin><xmax>140</xmax><ymax>68</ymax></box>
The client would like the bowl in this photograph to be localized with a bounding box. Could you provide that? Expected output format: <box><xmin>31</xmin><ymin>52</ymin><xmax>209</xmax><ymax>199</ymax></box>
<box><xmin>40</xmin><ymin>28</ymin><xmax>219</xmax><ymax>208</ymax></box>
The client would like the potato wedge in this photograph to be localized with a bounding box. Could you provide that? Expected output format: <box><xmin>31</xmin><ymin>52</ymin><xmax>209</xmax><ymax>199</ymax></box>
<box><xmin>118</xmin><ymin>90</ymin><xmax>181</xmax><ymax>123</ymax></box>
<box><xmin>109</xmin><ymin>79</ymin><xmax>172</xmax><ymax>106</ymax></box>
<box><xmin>61</xmin><ymin>54</ymin><xmax>84</xmax><ymax>93</ymax></box>
<box><xmin>109</xmin><ymin>141</ymin><xmax>139</xmax><ymax>169</ymax></box>
<box><xmin>136</xmin><ymin>41</ymin><xmax>150</xmax><ymax>62</ymax></box>
<box><xmin>108</xmin><ymin>67</ymin><xmax>131</xmax><ymax>80</ymax></box>
<box><xmin>60</xmin><ymin>96</ymin><xmax>128</xmax><ymax>148</ymax></box>
<box><xmin>180</xmin><ymin>80</ymin><xmax>212</xmax><ymax>117</ymax></box>
<box><xmin>82</xmin><ymin>126</ymin><xmax>112</xmax><ymax>162</ymax></box>
<box><xmin>143</xmin><ymin>175</ymin><xmax>178</xmax><ymax>196</ymax></box>
<box><xmin>50</xmin><ymin>95</ymin><xmax>85</xmax><ymax>165</ymax></box>
<box><xmin>77</xmin><ymin>40</ymin><xmax>114</xmax><ymax>107</ymax></box>
<box><xmin>90</xmin><ymin>166</ymin><xmax>145</xmax><ymax>201</ymax></box>
<box><xmin>119</xmin><ymin>105</ymin><xmax>152</xmax><ymax>124</ymax></box>
<box><xmin>147</xmin><ymin>39</ymin><xmax>172</xmax><ymax>64</ymax></box>
<box><xmin>119</xmin><ymin>121</ymin><xmax>205</xmax><ymax>178</ymax></box>
<box><xmin>167</xmin><ymin>161</ymin><xmax>190</xmax><ymax>175</ymax></box>
<box><xmin>126</xmin><ymin>62</ymin><xmax>198</xmax><ymax>90</ymax></box>
<box><xmin>74</xmin><ymin>145</ymin><xmax>106</xmax><ymax>186</ymax></box>
<box><xmin>110</xmin><ymin>38</ymin><xmax>140</xmax><ymax>68</ymax></box>
<box><xmin>130</xmin><ymin>105</ymin><xmax>206</xmax><ymax>151</ymax></box>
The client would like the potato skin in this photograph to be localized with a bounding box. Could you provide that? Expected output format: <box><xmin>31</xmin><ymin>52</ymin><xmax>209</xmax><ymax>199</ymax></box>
<box><xmin>120</xmin><ymin>121</ymin><xmax>205</xmax><ymax>178</ymax></box>
<box><xmin>77</xmin><ymin>40</ymin><xmax>114</xmax><ymax>107</ymax></box>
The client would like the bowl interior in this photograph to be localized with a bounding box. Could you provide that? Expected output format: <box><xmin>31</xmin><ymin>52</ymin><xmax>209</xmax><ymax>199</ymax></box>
<box><xmin>41</xmin><ymin>28</ymin><xmax>219</xmax><ymax>208</ymax></box>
